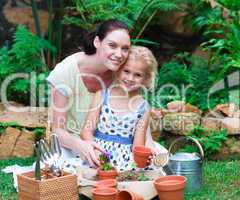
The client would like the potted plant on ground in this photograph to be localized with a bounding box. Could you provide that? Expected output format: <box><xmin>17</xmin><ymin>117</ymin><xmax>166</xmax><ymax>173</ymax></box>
<box><xmin>98</xmin><ymin>151</ymin><xmax>118</xmax><ymax>180</ymax></box>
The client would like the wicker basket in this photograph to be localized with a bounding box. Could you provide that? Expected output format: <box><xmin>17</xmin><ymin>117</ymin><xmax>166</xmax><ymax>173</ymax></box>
<box><xmin>17</xmin><ymin>170</ymin><xmax>78</xmax><ymax>200</ymax></box>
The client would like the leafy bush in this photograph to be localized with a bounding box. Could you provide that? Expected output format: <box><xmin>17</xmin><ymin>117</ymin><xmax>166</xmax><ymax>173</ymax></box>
<box><xmin>146</xmin><ymin>53</ymin><xmax>229</xmax><ymax>110</ymax></box>
<box><xmin>188</xmin><ymin>0</ymin><xmax>240</xmax><ymax>76</ymax></box>
<box><xmin>181</xmin><ymin>126</ymin><xmax>227</xmax><ymax>158</ymax></box>
<box><xmin>0</xmin><ymin>26</ymin><xmax>56</xmax><ymax>105</ymax></box>
<box><xmin>64</xmin><ymin>0</ymin><xmax>182</xmax><ymax>39</ymax></box>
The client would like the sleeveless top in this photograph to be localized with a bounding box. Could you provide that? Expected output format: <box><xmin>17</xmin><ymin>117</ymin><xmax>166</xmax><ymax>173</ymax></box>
<box><xmin>94</xmin><ymin>89</ymin><xmax>149</xmax><ymax>171</ymax></box>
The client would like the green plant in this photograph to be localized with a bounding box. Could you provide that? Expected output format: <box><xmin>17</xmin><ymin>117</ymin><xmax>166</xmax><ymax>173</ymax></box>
<box><xmin>0</xmin><ymin>26</ymin><xmax>56</xmax><ymax>105</ymax></box>
<box><xmin>32</xmin><ymin>128</ymin><xmax>46</xmax><ymax>141</ymax></box>
<box><xmin>30</xmin><ymin>0</ymin><xmax>64</xmax><ymax>66</ymax></box>
<box><xmin>188</xmin><ymin>0</ymin><xmax>240</xmax><ymax>78</ymax></box>
<box><xmin>157</xmin><ymin>138</ymin><xmax>167</xmax><ymax>148</ymax></box>
<box><xmin>0</xmin><ymin>122</ymin><xmax>21</xmax><ymax>135</ymax></box>
<box><xmin>181</xmin><ymin>126</ymin><xmax>227</xmax><ymax>158</ymax></box>
<box><xmin>63</xmin><ymin>0</ymin><xmax>183</xmax><ymax>43</ymax></box>
<box><xmin>146</xmin><ymin>53</ymin><xmax>229</xmax><ymax>110</ymax></box>
<box><xmin>137</xmin><ymin>171</ymin><xmax>149</xmax><ymax>181</ymax></box>
<box><xmin>99</xmin><ymin>151</ymin><xmax>114</xmax><ymax>171</ymax></box>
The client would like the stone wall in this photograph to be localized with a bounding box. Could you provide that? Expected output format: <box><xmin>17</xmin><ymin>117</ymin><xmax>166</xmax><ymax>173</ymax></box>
<box><xmin>151</xmin><ymin>101</ymin><xmax>240</xmax><ymax>160</ymax></box>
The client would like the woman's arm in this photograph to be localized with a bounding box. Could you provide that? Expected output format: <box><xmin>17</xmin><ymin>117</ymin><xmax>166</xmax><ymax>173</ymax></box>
<box><xmin>133</xmin><ymin>110</ymin><xmax>150</xmax><ymax>147</ymax></box>
<box><xmin>81</xmin><ymin>91</ymin><xmax>102</xmax><ymax>141</ymax></box>
<box><xmin>51</xmin><ymin>87</ymin><xmax>104</xmax><ymax>167</ymax></box>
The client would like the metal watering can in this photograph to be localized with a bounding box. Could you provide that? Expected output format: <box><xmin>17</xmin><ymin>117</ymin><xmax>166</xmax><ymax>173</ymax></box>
<box><xmin>168</xmin><ymin>136</ymin><xmax>204</xmax><ymax>193</ymax></box>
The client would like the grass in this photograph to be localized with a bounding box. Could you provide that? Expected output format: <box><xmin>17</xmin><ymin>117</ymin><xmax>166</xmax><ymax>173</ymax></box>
<box><xmin>0</xmin><ymin>157</ymin><xmax>35</xmax><ymax>200</ymax></box>
<box><xmin>0</xmin><ymin>158</ymin><xmax>240</xmax><ymax>200</ymax></box>
<box><xmin>185</xmin><ymin>160</ymin><xmax>240</xmax><ymax>200</ymax></box>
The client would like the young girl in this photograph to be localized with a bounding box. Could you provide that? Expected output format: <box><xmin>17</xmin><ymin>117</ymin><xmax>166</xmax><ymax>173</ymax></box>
<box><xmin>81</xmin><ymin>46</ymin><xmax>163</xmax><ymax>171</ymax></box>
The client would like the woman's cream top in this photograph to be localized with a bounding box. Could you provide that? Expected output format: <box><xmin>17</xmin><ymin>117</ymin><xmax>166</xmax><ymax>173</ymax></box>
<box><xmin>47</xmin><ymin>53</ymin><xmax>93</xmax><ymax>136</ymax></box>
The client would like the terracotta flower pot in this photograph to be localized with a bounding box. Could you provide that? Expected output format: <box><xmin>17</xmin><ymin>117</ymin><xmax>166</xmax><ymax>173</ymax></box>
<box><xmin>117</xmin><ymin>189</ymin><xmax>144</xmax><ymax>200</ymax></box>
<box><xmin>92</xmin><ymin>187</ymin><xmax>118</xmax><ymax>200</ymax></box>
<box><xmin>133</xmin><ymin>146</ymin><xmax>152</xmax><ymax>168</ymax></box>
<box><xmin>98</xmin><ymin>168</ymin><xmax>118</xmax><ymax>180</ymax></box>
<box><xmin>154</xmin><ymin>175</ymin><xmax>187</xmax><ymax>200</ymax></box>
<box><xmin>95</xmin><ymin>179</ymin><xmax>117</xmax><ymax>188</ymax></box>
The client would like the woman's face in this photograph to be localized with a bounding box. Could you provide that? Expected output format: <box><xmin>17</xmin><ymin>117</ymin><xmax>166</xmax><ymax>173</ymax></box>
<box><xmin>94</xmin><ymin>29</ymin><xmax>131</xmax><ymax>71</ymax></box>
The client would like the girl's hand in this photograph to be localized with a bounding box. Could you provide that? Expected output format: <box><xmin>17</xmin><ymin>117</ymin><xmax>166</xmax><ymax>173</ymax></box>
<box><xmin>147</xmin><ymin>147</ymin><xmax>157</xmax><ymax>164</ymax></box>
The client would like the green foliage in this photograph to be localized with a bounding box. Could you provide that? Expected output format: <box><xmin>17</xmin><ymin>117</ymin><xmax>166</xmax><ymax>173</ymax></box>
<box><xmin>188</xmin><ymin>0</ymin><xmax>240</xmax><ymax>81</ymax></box>
<box><xmin>0</xmin><ymin>26</ymin><xmax>56</xmax><ymax>105</ymax></box>
<box><xmin>131</xmin><ymin>38</ymin><xmax>160</xmax><ymax>45</ymax></box>
<box><xmin>0</xmin><ymin>122</ymin><xmax>45</xmax><ymax>142</ymax></box>
<box><xmin>218</xmin><ymin>0</ymin><xmax>240</xmax><ymax>11</ymax></box>
<box><xmin>157</xmin><ymin>138</ymin><xmax>167</xmax><ymax>147</ymax></box>
<box><xmin>137</xmin><ymin>171</ymin><xmax>149</xmax><ymax>181</ymax></box>
<box><xmin>32</xmin><ymin>128</ymin><xmax>46</xmax><ymax>141</ymax></box>
<box><xmin>181</xmin><ymin>126</ymin><xmax>227</xmax><ymax>158</ymax></box>
<box><xmin>99</xmin><ymin>152</ymin><xmax>113</xmax><ymax>171</ymax></box>
<box><xmin>64</xmin><ymin>0</ymin><xmax>182</xmax><ymax>40</ymax></box>
<box><xmin>147</xmin><ymin>53</ymin><xmax>229</xmax><ymax>110</ymax></box>
<box><xmin>0</xmin><ymin>122</ymin><xmax>21</xmax><ymax>135</ymax></box>
<box><xmin>0</xmin><ymin>157</ymin><xmax>35</xmax><ymax>200</ymax></box>
<box><xmin>185</xmin><ymin>160</ymin><xmax>240</xmax><ymax>200</ymax></box>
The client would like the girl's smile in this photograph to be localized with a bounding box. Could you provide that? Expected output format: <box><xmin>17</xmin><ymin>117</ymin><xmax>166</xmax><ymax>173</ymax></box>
<box><xmin>116</xmin><ymin>58</ymin><xmax>148</xmax><ymax>92</ymax></box>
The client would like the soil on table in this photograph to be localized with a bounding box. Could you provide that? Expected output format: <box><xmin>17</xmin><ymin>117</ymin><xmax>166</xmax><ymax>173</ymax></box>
<box><xmin>117</xmin><ymin>170</ymin><xmax>152</xmax><ymax>182</ymax></box>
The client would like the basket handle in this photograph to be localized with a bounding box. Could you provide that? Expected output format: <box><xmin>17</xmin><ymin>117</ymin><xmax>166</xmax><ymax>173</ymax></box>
<box><xmin>168</xmin><ymin>136</ymin><xmax>204</xmax><ymax>161</ymax></box>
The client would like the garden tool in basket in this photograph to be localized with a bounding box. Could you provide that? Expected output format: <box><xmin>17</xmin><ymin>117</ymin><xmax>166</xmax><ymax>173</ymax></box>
<box><xmin>38</xmin><ymin>134</ymin><xmax>62</xmax><ymax>177</ymax></box>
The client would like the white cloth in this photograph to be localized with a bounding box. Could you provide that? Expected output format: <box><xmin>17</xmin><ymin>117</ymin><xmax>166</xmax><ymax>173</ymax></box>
<box><xmin>2</xmin><ymin>164</ymin><xmax>37</xmax><ymax>191</ymax></box>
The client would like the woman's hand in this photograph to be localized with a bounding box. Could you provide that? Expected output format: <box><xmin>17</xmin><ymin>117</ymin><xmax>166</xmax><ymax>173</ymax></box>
<box><xmin>77</xmin><ymin>140</ymin><xmax>105</xmax><ymax>168</ymax></box>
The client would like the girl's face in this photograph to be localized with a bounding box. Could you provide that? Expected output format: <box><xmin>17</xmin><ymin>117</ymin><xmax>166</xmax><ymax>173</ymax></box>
<box><xmin>94</xmin><ymin>29</ymin><xmax>131</xmax><ymax>71</ymax></box>
<box><xmin>116</xmin><ymin>58</ymin><xmax>149</xmax><ymax>92</ymax></box>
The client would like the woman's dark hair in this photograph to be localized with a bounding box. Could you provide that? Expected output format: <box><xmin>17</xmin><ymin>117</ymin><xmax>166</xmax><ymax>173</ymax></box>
<box><xmin>83</xmin><ymin>19</ymin><xmax>130</xmax><ymax>55</ymax></box>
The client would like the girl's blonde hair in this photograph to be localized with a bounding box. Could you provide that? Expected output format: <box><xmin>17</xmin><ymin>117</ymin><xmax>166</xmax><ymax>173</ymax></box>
<box><xmin>128</xmin><ymin>45</ymin><xmax>158</xmax><ymax>90</ymax></box>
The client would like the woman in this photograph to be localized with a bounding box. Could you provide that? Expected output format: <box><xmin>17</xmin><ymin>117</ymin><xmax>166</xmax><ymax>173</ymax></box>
<box><xmin>47</xmin><ymin>19</ymin><xmax>131</xmax><ymax>167</ymax></box>
<box><xmin>47</xmin><ymin>19</ymin><xmax>162</xmax><ymax>168</ymax></box>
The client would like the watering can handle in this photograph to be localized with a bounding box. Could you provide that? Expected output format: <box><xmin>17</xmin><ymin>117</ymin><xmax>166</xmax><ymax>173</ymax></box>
<box><xmin>168</xmin><ymin>136</ymin><xmax>204</xmax><ymax>160</ymax></box>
